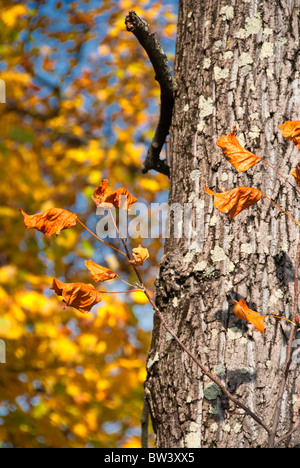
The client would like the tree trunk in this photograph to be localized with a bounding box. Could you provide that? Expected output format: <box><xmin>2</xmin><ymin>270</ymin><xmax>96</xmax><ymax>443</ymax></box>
<box><xmin>146</xmin><ymin>0</ymin><xmax>300</xmax><ymax>448</ymax></box>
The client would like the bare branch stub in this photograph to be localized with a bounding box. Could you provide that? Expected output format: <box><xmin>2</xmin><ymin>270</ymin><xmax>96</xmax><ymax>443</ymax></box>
<box><xmin>125</xmin><ymin>10</ymin><xmax>176</xmax><ymax>177</ymax></box>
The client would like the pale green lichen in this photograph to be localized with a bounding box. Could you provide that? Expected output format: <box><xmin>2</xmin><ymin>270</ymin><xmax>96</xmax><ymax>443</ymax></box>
<box><xmin>219</xmin><ymin>5</ymin><xmax>234</xmax><ymax>20</ymax></box>
<box><xmin>214</xmin><ymin>66</ymin><xmax>230</xmax><ymax>81</ymax></box>
<box><xmin>260</xmin><ymin>41</ymin><xmax>274</xmax><ymax>59</ymax></box>
<box><xmin>241</xmin><ymin>243</ymin><xmax>253</xmax><ymax>255</ymax></box>
<box><xmin>194</xmin><ymin>260</ymin><xmax>207</xmax><ymax>272</ymax></box>
<box><xmin>214</xmin><ymin>364</ymin><xmax>226</xmax><ymax>377</ymax></box>
<box><xmin>221</xmin><ymin>172</ymin><xmax>229</xmax><ymax>182</ymax></box>
<box><xmin>227</xmin><ymin>327</ymin><xmax>243</xmax><ymax>340</ymax></box>
<box><xmin>210</xmin><ymin>214</ymin><xmax>218</xmax><ymax>226</ymax></box>
<box><xmin>249</xmin><ymin>124</ymin><xmax>260</xmax><ymax>140</ymax></box>
<box><xmin>223</xmin><ymin>424</ymin><xmax>231</xmax><ymax>433</ymax></box>
<box><xmin>238</xmin><ymin>52</ymin><xmax>253</xmax><ymax>67</ymax></box>
<box><xmin>203</xmin><ymin>58</ymin><xmax>211</xmax><ymax>70</ymax></box>
<box><xmin>234</xmin><ymin>423</ymin><xmax>242</xmax><ymax>434</ymax></box>
<box><xmin>190</xmin><ymin>169</ymin><xmax>201</xmax><ymax>180</ymax></box>
<box><xmin>236</xmin><ymin>15</ymin><xmax>262</xmax><ymax>39</ymax></box>
<box><xmin>185</xmin><ymin>423</ymin><xmax>200</xmax><ymax>448</ymax></box>
<box><xmin>204</xmin><ymin>382</ymin><xmax>222</xmax><ymax>400</ymax></box>
<box><xmin>210</xmin><ymin>422</ymin><xmax>219</xmax><ymax>433</ymax></box>
<box><xmin>211</xmin><ymin>245</ymin><xmax>227</xmax><ymax>263</ymax></box>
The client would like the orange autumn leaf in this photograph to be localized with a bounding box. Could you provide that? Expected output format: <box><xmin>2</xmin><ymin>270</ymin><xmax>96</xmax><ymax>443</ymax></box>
<box><xmin>50</xmin><ymin>279</ymin><xmax>102</xmax><ymax>314</ymax></box>
<box><xmin>20</xmin><ymin>208</ymin><xmax>77</xmax><ymax>237</ymax></box>
<box><xmin>278</xmin><ymin>120</ymin><xmax>300</xmax><ymax>150</ymax></box>
<box><xmin>291</xmin><ymin>163</ymin><xmax>300</xmax><ymax>187</ymax></box>
<box><xmin>217</xmin><ymin>126</ymin><xmax>262</xmax><ymax>172</ymax></box>
<box><xmin>205</xmin><ymin>186</ymin><xmax>262</xmax><ymax>219</ymax></box>
<box><xmin>129</xmin><ymin>245</ymin><xmax>150</xmax><ymax>266</ymax></box>
<box><xmin>85</xmin><ymin>260</ymin><xmax>117</xmax><ymax>282</ymax></box>
<box><xmin>233</xmin><ymin>298</ymin><xmax>265</xmax><ymax>334</ymax></box>
<box><xmin>92</xmin><ymin>180</ymin><xmax>137</xmax><ymax>210</ymax></box>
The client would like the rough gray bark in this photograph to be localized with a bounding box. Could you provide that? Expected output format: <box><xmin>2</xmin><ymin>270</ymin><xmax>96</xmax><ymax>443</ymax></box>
<box><xmin>145</xmin><ymin>0</ymin><xmax>300</xmax><ymax>448</ymax></box>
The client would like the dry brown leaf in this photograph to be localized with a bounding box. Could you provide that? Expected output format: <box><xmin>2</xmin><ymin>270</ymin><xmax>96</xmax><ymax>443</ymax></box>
<box><xmin>20</xmin><ymin>208</ymin><xmax>77</xmax><ymax>237</ymax></box>
<box><xmin>217</xmin><ymin>126</ymin><xmax>262</xmax><ymax>172</ymax></box>
<box><xmin>50</xmin><ymin>279</ymin><xmax>102</xmax><ymax>314</ymax></box>
<box><xmin>85</xmin><ymin>260</ymin><xmax>117</xmax><ymax>282</ymax></box>
<box><xmin>233</xmin><ymin>298</ymin><xmax>265</xmax><ymax>334</ymax></box>
<box><xmin>205</xmin><ymin>186</ymin><xmax>262</xmax><ymax>219</ymax></box>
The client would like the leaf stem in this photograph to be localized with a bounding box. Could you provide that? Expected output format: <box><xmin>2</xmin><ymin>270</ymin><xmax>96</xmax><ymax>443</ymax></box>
<box><xmin>77</xmin><ymin>218</ymin><xmax>127</xmax><ymax>257</ymax></box>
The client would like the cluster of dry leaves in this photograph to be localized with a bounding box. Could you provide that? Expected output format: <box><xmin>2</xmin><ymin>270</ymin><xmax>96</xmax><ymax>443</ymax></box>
<box><xmin>20</xmin><ymin>180</ymin><xmax>149</xmax><ymax>314</ymax></box>
<box><xmin>206</xmin><ymin>120</ymin><xmax>300</xmax><ymax>334</ymax></box>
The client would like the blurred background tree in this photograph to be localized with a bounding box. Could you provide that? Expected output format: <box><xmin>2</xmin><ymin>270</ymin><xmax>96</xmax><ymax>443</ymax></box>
<box><xmin>0</xmin><ymin>0</ymin><xmax>177</xmax><ymax>448</ymax></box>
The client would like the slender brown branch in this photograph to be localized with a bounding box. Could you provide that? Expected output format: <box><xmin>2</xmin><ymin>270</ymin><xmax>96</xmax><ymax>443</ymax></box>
<box><xmin>269</xmin><ymin>238</ymin><xmax>300</xmax><ymax>447</ymax></box>
<box><xmin>125</xmin><ymin>11</ymin><xmax>176</xmax><ymax>176</ymax></box>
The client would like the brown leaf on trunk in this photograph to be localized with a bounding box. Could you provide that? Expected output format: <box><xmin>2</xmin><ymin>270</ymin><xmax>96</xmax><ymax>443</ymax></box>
<box><xmin>217</xmin><ymin>126</ymin><xmax>262</xmax><ymax>173</ymax></box>
<box><xmin>233</xmin><ymin>298</ymin><xmax>265</xmax><ymax>334</ymax></box>
<box><xmin>129</xmin><ymin>245</ymin><xmax>150</xmax><ymax>266</ymax></box>
<box><xmin>85</xmin><ymin>260</ymin><xmax>117</xmax><ymax>282</ymax></box>
<box><xmin>92</xmin><ymin>180</ymin><xmax>137</xmax><ymax>210</ymax></box>
<box><xmin>205</xmin><ymin>186</ymin><xmax>262</xmax><ymax>219</ymax></box>
<box><xmin>20</xmin><ymin>208</ymin><xmax>77</xmax><ymax>237</ymax></box>
<box><xmin>291</xmin><ymin>163</ymin><xmax>300</xmax><ymax>187</ymax></box>
<box><xmin>279</xmin><ymin>120</ymin><xmax>300</xmax><ymax>150</ymax></box>
<box><xmin>50</xmin><ymin>279</ymin><xmax>102</xmax><ymax>314</ymax></box>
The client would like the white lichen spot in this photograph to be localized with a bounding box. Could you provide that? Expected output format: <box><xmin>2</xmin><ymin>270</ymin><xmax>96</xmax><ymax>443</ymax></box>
<box><xmin>184</xmin><ymin>104</ymin><xmax>189</xmax><ymax>112</ymax></box>
<box><xmin>221</xmin><ymin>172</ymin><xmax>229</xmax><ymax>182</ymax></box>
<box><xmin>249</xmin><ymin>125</ymin><xmax>261</xmax><ymax>140</ymax></box>
<box><xmin>250</xmin><ymin>112</ymin><xmax>259</xmax><ymax>121</ymax></box>
<box><xmin>260</xmin><ymin>41</ymin><xmax>274</xmax><ymax>59</ymax></box>
<box><xmin>228</xmin><ymin>327</ymin><xmax>243</xmax><ymax>340</ymax></box>
<box><xmin>190</xmin><ymin>169</ymin><xmax>201</xmax><ymax>180</ymax></box>
<box><xmin>184</xmin><ymin>251</ymin><xmax>195</xmax><ymax>263</ymax></box>
<box><xmin>224</xmin><ymin>51</ymin><xmax>233</xmax><ymax>60</ymax></box>
<box><xmin>211</xmin><ymin>328</ymin><xmax>218</xmax><ymax>337</ymax></box>
<box><xmin>263</xmin><ymin>28</ymin><xmax>273</xmax><ymax>36</ymax></box>
<box><xmin>219</xmin><ymin>5</ymin><xmax>234</xmax><ymax>20</ymax></box>
<box><xmin>241</xmin><ymin>243</ymin><xmax>253</xmax><ymax>255</ymax></box>
<box><xmin>203</xmin><ymin>58</ymin><xmax>211</xmax><ymax>70</ymax></box>
<box><xmin>185</xmin><ymin>429</ymin><xmax>200</xmax><ymax>448</ymax></box>
<box><xmin>172</xmin><ymin>297</ymin><xmax>178</xmax><ymax>308</ymax></box>
<box><xmin>194</xmin><ymin>260</ymin><xmax>207</xmax><ymax>272</ymax></box>
<box><xmin>225</xmin><ymin>279</ymin><xmax>233</xmax><ymax>292</ymax></box>
<box><xmin>166</xmin><ymin>332</ymin><xmax>173</xmax><ymax>342</ymax></box>
<box><xmin>236</xmin><ymin>132</ymin><xmax>246</xmax><ymax>147</ymax></box>
<box><xmin>211</xmin><ymin>245</ymin><xmax>227</xmax><ymax>262</ymax></box>
<box><xmin>224</xmin><ymin>424</ymin><xmax>231</xmax><ymax>433</ymax></box>
<box><xmin>187</xmin><ymin>395</ymin><xmax>192</xmax><ymax>403</ymax></box>
<box><xmin>214</xmin><ymin>40</ymin><xmax>223</xmax><ymax>49</ymax></box>
<box><xmin>147</xmin><ymin>352</ymin><xmax>159</xmax><ymax>369</ymax></box>
<box><xmin>240</xmin><ymin>337</ymin><xmax>248</xmax><ymax>345</ymax></box>
<box><xmin>210</xmin><ymin>214</ymin><xmax>218</xmax><ymax>226</ymax></box>
<box><xmin>266</xmin><ymin>360</ymin><xmax>272</xmax><ymax>368</ymax></box>
<box><xmin>236</xmin><ymin>15</ymin><xmax>262</xmax><ymax>39</ymax></box>
<box><xmin>210</xmin><ymin>423</ymin><xmax>219</xmax><ymax>433</ymax></box>
<box><xmin>266</xmin><ymin>68</ymin><xmax>274</xmax><ymax>78</ymax></box>
<box><xmin>238</xmin><ymin>52</ymin><xmax>253</xmax><ymax>67</ymax></box>
<box><xmin>268</xmin><ymin>289</ymin><xmax>284</xmax><ymax>307</ymax></box>
<box><xmin>234</xmin><ymin>423</ymin><xmax>242</xmax><ymax>434</ymax></box>
<box><xmin>198</xmin><ymin>95</ymin><xmax>214</xmax><ymax>133</ymax></box>
<box><xmin>227</xmin><ymin>261</ymin><xmax>235</xmax><ymax>274</ymax></box>
<box><xmin>214</xmin><ymin>66</ymin><xmax>230</xmax><ymax>81</ymax></box>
